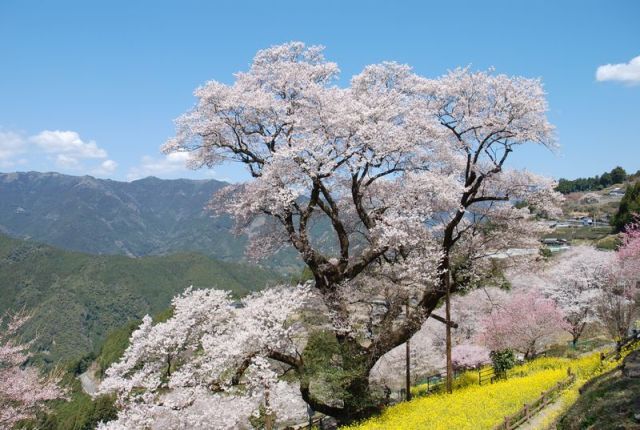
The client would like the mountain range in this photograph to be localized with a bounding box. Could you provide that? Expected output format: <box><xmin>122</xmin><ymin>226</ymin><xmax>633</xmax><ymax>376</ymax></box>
<box><xmin>0</xmin><ymin>171</ymin><xmax>301</xmax><ymax>273</ymax></box>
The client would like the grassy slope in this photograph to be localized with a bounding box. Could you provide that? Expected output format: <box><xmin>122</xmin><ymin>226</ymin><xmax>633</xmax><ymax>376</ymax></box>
<box><xmin>0</xmin><ymin>233</ymin><xmax>281</xmax><ymax>365</ymax></box>
<box><xmin>557</xmin><ymin>354</ymin><xmax>640</xmax><ymax>429</ymax></box>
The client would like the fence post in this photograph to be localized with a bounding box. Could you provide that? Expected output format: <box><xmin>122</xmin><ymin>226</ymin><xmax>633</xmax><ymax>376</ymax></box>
<box><xmin>503</xmin><ymin>416</ymin><xmax>510</xmax><ymax>430</ymax></box>
<box><xmin>524</xmin><ymin>403</ymin><xmax>529</xmax><ymax>421</ymax></box>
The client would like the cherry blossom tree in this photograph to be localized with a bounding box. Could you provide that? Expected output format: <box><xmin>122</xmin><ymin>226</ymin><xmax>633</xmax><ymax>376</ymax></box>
<box><xmin>595</xmin><ymin>223</ymin><xmax>640</xmax><ymax>348</ymax></box>
<box><xmin>480</xmin><ymin>289</ymin><xmax>567</xmax><ymax>359</ymax></box>
<box><xmin>618</xmin><ymin>217</ymin><xmax>640</xmax><ymax>279</ymax></box>
<box><xmin>451</xmin><ymin>344</ymin><xmax>491</xmax><ymax>369</ymax></box>
<box><xmin>595</xmin><ymin>267</ymin><xmax>639</xmax><ymax>349</ymax></box>
<box><xmin>541</xmin><ymin>246</ymin><xmax>613</xmax><ymax>347</ymax></box>
<box><xmin>369</xmin><ymin>317</ymin><xmax>445</xmax><ymax>393</ymax></box>
<box><xmin>154</xmin><ymin>41</ymin><xmax>558</xmax><ymax>421</ymax></box>
<box><xmin>370</xmin><ymin>286</ymin><xmax>506</xmax><ymax>387</ymax></box>
<box><xmin>0</xmin><ymin>311</ymin><xmax>66</xmax><ymax>428</ymax></box>
<box><xmin>98</xmin><ymin>285</ymin><xmax>310</xmax><ymax>430</ymax></box>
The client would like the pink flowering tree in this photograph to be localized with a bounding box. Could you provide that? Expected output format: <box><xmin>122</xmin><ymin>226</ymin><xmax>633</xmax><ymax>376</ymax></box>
<box><xmin>595</xmin><ymin>222</ymin><xmax>640</xmax><ymax>348</ymax></box>
<box><xmin>130</xmin><ymin>41</ymin><xmax>558</xmax><ymax>422</ymax></box>
<box><xmin>480</xmin><ymin>289</ymin><xmax>567</xmax><ymax>359</ymax></box>
<box><xmin>370</xmin><ymin>286</ymin><xmax>508</xmax><ymax>388</ymax></box>
<box><xmin>595</xmin><ymin>270</ymin><xmax>638</xmax><ymax>349</ymax></box>
<box><xmin>451</xmin><ymin>344</ymin><xmax>491</xmax><ymax>369</ymax></box>
<box><xmin>541</xmin><ymin>246</ymin><xmax>613</xmax><ymax>347</ymax></box>
<box><xmin>618</xmin><ymin>217</ymin><xmax>640</xmax><ymax>279</ymax></box>
<box><xmin>0</xmin><ymin>311</ymin><xmax>66</xmax><ymax>428</ymax></box>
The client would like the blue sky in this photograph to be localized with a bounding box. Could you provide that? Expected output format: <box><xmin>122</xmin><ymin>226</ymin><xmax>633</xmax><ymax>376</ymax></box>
<box><xmin>0</xmin><ymin>0</ymin><xmax>638</xmax><ymax>182</ymax></box>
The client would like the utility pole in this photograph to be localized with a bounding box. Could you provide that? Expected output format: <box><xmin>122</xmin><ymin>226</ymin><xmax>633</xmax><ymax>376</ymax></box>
<box><xmin>445</xmin><ymin>272</ymin><xmax>453</xmax><ymax>394</ymax></box>
<box><xmin>405</xmin><ymin>301</ymin><xmax>412</xmax><ymax>401</ymax></box>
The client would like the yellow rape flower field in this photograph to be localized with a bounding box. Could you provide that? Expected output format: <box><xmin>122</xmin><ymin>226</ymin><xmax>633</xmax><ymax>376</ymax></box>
<box><xmin>343</xmin><ymin>352</ymin><xmax>622</xmax><ymax>430</ymax></box>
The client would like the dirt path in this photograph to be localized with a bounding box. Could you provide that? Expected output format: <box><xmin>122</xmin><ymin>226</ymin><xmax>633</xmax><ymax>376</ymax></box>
<box><xmin>517</xmin><ymin>397</ymin><xmax>567</xmax><ymax>430</ymax></box>
<box><xmin>78</xmin><ymin>361</ymin><xmax>100</xmax><ymax>395</ymax></box>
<box><xmin>515</xmin><ymin>344</ymin><xmax>617</xmax><ymax>430</ymax></box>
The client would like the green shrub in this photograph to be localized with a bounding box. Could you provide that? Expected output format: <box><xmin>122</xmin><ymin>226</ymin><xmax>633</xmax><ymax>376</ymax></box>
<box><xmin>490</xmin><ymin>350</ymin><xmax>516</xmax><ymax>377</ymax></box>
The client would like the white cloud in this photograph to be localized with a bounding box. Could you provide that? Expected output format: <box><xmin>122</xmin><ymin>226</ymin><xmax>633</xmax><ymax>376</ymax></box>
<box><xmin>127</xmin><ymin>152</ymin><xmax>191</xmax><ymax>181</ymax></box>
<box><xmin>91</xmin><ymin>159</ymin><xmax>118</xmax><ymax>176</ymax></box>
<box><xmin>0</xmin><ymin>127</ymin><xmax>119</xmax><ymax>176</ymax></box>
<box><xmin>31</xmin><ymin>130</ymin><xmax>108</xmax><ymax>159</ymax></box>
<box><xmin>596</xmin><ymin>55</ymin><xmax>640</xmax><ymax>83</ymax></box>
<box><xmin>100</xmin><ymin>159</ymin><xmax>118</xmax><ymax>172</ymax></box>
<box><xmin>31</xmin><ymin>129</ymin><xmax>118</xmax><ymax>176</ymax></box>
<box><xmin>55</xmin><ymin>153</ymin><xmax>81</xmax><ymax>168</ymax></box>
<box><xmin>0</xmin><ymin>130</ymin><xmax>27</xmax><ymax>162</ymax></box>
<box><xmin>201</xmin><ymin>169</ymin><xmax>231</xmax><ymax>182</ymax></box>
<box><xmin>0</xmin><ymin>158</ymin><xmax>27</xmax><ymax>169</ymax></box>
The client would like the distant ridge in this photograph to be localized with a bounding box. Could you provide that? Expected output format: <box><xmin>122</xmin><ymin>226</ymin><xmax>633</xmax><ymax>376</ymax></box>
<box><xmin>0</xmin><ymin>171</ymin><xmax>301</xmax><ymax>272</ymax></box>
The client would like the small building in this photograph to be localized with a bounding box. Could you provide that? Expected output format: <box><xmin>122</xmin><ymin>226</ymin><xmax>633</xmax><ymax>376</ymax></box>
<box><xmin>541</xmin><ymin>238</ymin><xmax>568</xmax><ymax>246</ymax></box>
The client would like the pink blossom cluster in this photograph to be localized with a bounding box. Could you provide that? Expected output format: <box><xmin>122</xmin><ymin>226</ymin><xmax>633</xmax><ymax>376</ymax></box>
<box><xmin>0</xmin><ymin>311</ymin><xmax>66</xmax><ymax>428</ymax></box>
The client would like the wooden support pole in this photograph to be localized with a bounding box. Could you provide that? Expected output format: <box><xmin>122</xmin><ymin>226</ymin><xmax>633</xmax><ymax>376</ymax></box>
<box><xmin>445</xmin><ymin>273</ymin><xmax>453</xmax><ymax>394</ymax></box>
<box><xmin>405</xmin><ymin>302</ymin><xmax>412</xmax><ymax>401</ymax></box>
<box><xmin>431</xmin><ymin>313</ymin><xmax>459</xmax><ymax>329</ymax></box>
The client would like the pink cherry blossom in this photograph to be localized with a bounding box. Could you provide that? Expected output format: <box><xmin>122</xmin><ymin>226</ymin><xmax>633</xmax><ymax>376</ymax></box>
<box><xmin>480</xmin><ymin>289</ymin><xmax>567</xmax><ymax>358</ymax></box>
<box><xmin>0</xmin><ymin>311</ymin><xmax>66</xmax><ymax>428</ymax></box>
<box><xmin>452</xmin><ymin>344</ymin><xmax>491</xmax><ymax>369</ymax></box>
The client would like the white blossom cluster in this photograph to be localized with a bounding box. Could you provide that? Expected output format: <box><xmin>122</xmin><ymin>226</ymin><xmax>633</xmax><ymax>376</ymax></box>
<box><xmin>163</xmin><ymin>42</ymin><xmax>558</xmax><ymax>274</ymax></box>
<box><xmin>98</xmin><ymin>285</ymin><xmax>310</xmax><ymax>429</ymax></box>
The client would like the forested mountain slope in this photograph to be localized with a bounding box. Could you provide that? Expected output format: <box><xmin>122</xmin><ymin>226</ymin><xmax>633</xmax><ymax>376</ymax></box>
<box><xmin>0</xmin><ymin>233</ymin><xmax>281</xmax><ymax>364</ymax></box>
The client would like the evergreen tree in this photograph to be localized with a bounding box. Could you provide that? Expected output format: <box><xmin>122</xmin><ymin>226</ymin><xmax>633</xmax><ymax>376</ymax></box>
<box><xmin>612</xmin><ymin>181</ymin><xmax>640</xmax><ymax>231</ymax></box>
<box><xmin>556</xmin><ymin>166</ymin><xmax>629</xmax><ymax>194</ymax></box>
<box><xmin>610</xmin><ymin>166</ymin><xmax>628</xmax><ymax>184</ymax></box>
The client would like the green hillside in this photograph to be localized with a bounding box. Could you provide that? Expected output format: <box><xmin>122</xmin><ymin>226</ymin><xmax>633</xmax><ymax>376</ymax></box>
<box><xmin>558</xmin><ymin>350</ymin><xmax>640</xmax><ymax>429</ymax></box>
<box><xmin>0</xmin><ymin>233</ymin><xmax>281</xmax><ymax>365</ymax></box>
<box><xmin>555</xmin><ymin>166</ymin><xmax>639</xmax><ymax>194</ymax></box>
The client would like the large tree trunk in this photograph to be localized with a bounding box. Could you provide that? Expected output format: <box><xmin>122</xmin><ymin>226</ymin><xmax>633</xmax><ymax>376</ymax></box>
<box><xmin>298</xmin><ymin>336</ymin><xmax>382</xmax><ymax>424</ymax></box>
<box><xmin>290</xmin><ymin>234</ymin><xmax>456</xmax><ymax>423</ymax></box>
<box><xmin>293</xmin><ymin>279</ymin><xmax>450</xmax><ymax>424</ymax></box>
<box><xmin>571</xmin><ymin>322</ymin><xmax>586</xmax><ymax>349</ymax></box>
